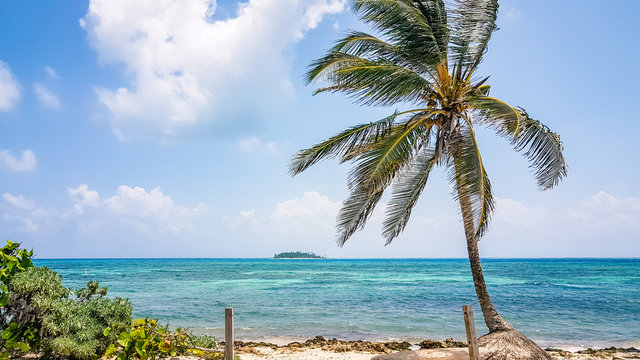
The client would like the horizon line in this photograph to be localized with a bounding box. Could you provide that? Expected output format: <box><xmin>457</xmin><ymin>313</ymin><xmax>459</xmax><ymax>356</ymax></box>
<box><xmin>33</xmin><ymin>256</ymin><xmax>640</xmax><ymax>260</ymax></box>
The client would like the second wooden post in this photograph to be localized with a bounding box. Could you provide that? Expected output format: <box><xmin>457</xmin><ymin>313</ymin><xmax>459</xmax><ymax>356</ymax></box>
<box><xmin>462</xmin><ymin>305</ymin><xmax>479</xmax><ymax>360</ymax></box>
<box><xmin>225</xmin><ymin>308</ymin><xmax>234</xmax><ymax>360</ymax></box>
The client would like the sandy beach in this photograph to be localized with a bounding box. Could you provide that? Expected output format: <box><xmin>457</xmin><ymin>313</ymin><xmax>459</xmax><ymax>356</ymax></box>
<box><xmin>228</xmin><ymin>337</ymin><xmax>640</xmax><ymax>360</ymax></box>
<box><xmin>237</xmin><ymin>347</ymin><xmax>640</xmax><ymax>360</ymax></box>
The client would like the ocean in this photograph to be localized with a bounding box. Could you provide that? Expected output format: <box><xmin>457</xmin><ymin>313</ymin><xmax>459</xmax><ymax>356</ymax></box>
<box><xmin>34</xmin><ymin>258</ymin><xmax>639</xmax><ymax>350</ymax></box>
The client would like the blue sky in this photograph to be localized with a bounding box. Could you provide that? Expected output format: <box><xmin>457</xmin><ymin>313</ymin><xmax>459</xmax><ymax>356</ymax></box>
<box><xmin>1</xmin><ymin>0</ymin><xmax>639</xmax><ymax>258</ymax></box>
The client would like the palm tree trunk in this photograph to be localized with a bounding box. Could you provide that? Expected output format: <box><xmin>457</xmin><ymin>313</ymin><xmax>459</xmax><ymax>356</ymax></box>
<box><xmin>455</xmin><ymin>177</ymin><xmax>513</xmax><ymax>333</ymax></box>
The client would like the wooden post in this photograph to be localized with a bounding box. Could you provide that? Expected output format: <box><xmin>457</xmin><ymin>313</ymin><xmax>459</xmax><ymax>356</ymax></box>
<box><xmin>462</xmin><ymin>305</ymin><xmax>479</xmax><ymax>360</ymax></box>
<box><xmin>225</xmin><ymin>308</ymin><xmax>234</xmax><ymax>360</ymax></box>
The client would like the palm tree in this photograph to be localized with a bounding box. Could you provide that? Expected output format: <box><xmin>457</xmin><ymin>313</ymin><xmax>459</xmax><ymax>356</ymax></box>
<box><xmin>289</xmin><ymin>0</ymin><xmax>567</xmax><ymax>358</ymax></box>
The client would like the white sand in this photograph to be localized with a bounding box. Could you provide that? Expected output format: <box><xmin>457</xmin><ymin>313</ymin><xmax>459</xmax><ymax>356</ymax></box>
<box><xmin>236</xmin><ymin>347</ymin><xmax>640</xmax><ymax>360</ymax></box>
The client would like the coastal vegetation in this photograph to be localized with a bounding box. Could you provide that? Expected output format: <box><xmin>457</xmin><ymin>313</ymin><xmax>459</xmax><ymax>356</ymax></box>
<box><xmin>290</xmin><ymin>0</ymin><xmax>567</xmax><ymax>358</ymax></box>
<box><xmin>273</xmin><ymin>251</ymin><xmax>325</xmax><ymax>259</ymax></box>
<box><xmin>0</xmin><ymin>241</ymin><xmax>221</xmax><ymax>360</ymax></box>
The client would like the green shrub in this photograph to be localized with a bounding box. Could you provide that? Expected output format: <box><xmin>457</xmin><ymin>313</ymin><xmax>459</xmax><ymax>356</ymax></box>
<box><xmin>0</xmin><ymin>240</ymin><xmax>34</xmax><ymax>309</ymax></box>
<box><xmin>105</xmin><ymin>318</ymin><xmax>222</xmax><ymax>360</ymax></box>
<box><xmin>0</xmin><ymin>241</ymin><xmax>224</xmax><ymax>360</ymax></box>
<box><xmin>0</xmin><ymin>241</ymin><xmax>132</xmax><ymax>360</ymax></box>
<box><xmin>42</xmin><ymin>286</ymin><xmax>131</xmax><ymax>359</ymax></box>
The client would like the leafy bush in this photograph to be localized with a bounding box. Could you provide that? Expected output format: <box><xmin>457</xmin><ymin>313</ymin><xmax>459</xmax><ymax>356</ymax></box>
<box><xmin>0</xmin><ymin>241</ymin><xmax>132</xmax><ymax>360</ymax></box>
<box><xmin>0</xmin><ymin>241</ymin><xmax>224</xmax><ymax>360</ymax></box>
<box><xmin>0</xmin><ymin>240</ymin><xmax>37</xmax><ymax>358</ymax></box>
<box><xmin>42</xmin><ymin>283</ymin><xmax>131</xmax><ymax>359</ymax></box>
<box><xmin>105</xmin><ymin>318</ymin><xmax>222</xmax><ymax>360</ymax></box>
<box><xmin>0</xmin><ymin>240</ymin><xmax>34</xmax><ymax>309</ymax></box>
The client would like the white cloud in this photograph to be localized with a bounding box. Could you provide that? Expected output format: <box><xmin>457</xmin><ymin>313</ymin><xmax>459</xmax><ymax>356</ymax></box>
<box><xmin>235</xmin><ymin>191</ymin><xmax>340</xmax><ymax>241</ymax></box>
<box><xmin>34</xmin><ymin>83</ymin><xmax>61</xmax><ymax>109</ymax></box>
<box><xmin>271</xmin><ymin>191</ymin><xmax>338</xmax><ymax>218</ymax></box>
<box><xmin>0</xmin><ymin>61</ymin><xmax>21</xmax><ymax>111</ymax></box>
<box><xmin>0</xmin><ymin>150</ymin><xmax>37</xmax><ymax>172</ymax></box>
<box><xmin>2</xmin><ymin>193</ymin><xmax>36</xmax><ymax>210</ymax></box>
<box><xmin>105</xmin><ymin>186</ymin><xmax>175</xmax><ymax>218</ymax></box>
<box><xmin>567</xmin><ymin>191</ymin><xmax>640</xmax><ymax>228</ymax></box>
<box><xmin>2</xmin><ymin>193</ymin><xmax>52</xmax><ymax>234</ymax></box>
<box><xmin>493</xmin><ymin>197</ymin><xmax>549</xmax><ymax>230</ymax></box>
<box><xmin>102</xmin><ymin>185</ymin><xmax>205</xmax><ymax>234</ymax></box>
<box><xmin>44</xmin><ymin>66</ymin><xmax>59</xmax><ymax>79</ymax></box>
<box><xmin>480</xmin><ymin>191</ymin><xmax>640</xmax><ymax>257</ymax></box>
<box><xmin>503</xmin><ymin>8</ymin><xmax>522</xmax><ymax>21</ymax></box>
<box><xmin>81</xmin><ymin>0</ymin><xmax>344</xmax><ymax>138</ymax></box>
<box><xmin>2</xmin><ymin>185</ymin><xmax>204</xmax><ymax>238</ymax></box>
<box><xmin>68</xmin><ymin>184</ymin><xmax>101</xmax><ymax>214</ymax></box>
<box><xmin>237</xmin><ymin>136</ymin><xmax>277</xmax><ymax>154</ymax></box>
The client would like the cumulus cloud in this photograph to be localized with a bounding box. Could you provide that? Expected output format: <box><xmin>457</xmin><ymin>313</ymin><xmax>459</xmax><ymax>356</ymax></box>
<box><xmin>478</xmin><ymin>191</ymin><xmax>640</xmax><ymax>257</ymax></box>
<box><xmin>97</xmin><ymin>185</ymin><xmax>205</xmax><ymax>235</ymax></box>
<box><xmin>2</xmin><ymin>193</ymin><xmax>52</xmax><ymax>234</ymax></box>
<box><xmin>237</xmin><ymin>136</ymin><xmax>277</xmax><ymax>154</ymax></box>
<box><xmin>34</xmin><ymin>83</ymin><xmax>61</xmax><ymax>109</ymax></box>
<box><xmin>492</xmin><ymin>197</ymin><xmax>549</xmax><ymax>230</ymax></box>
<box><xmin>80</xmin><ymin>0</ymin><xmax>344</xmax><ymax>138</ymax></box>
<box><xmin>567</xmin><ymin>191</ymin><xmax>640</xmax><ymax>228</ymax></box>
<box><xmin>270</xmin><ymin>191</ymin><xmax>340</xmax><ymax>235</ymax></box>
<box><xmin>0</xmin><ymin>61</ymin><xmax>21</xmax><ymax>111</ymax></box>
<box><xmin>68</xmin><ymin>184</ymin><xmax>101</xmax><ymax>214</ymax></box>
<box><xmin>2</xmin><ymin>185</ymin><xmax>204</xmax><ymax>237</ymax></box>
<box><xmin>0</xmin><ymin>150</ymin><xmax>37</xmax><ymax>172</ymax></box>
<box><xmin>2</xmin><ymin>193</ymin><xmax>36</xmax><ymax>210</ymax></box>
<box><xmin>234</xmin><ymin>191</ymin><xmax>340</xmax><ymax>244</ymax></box>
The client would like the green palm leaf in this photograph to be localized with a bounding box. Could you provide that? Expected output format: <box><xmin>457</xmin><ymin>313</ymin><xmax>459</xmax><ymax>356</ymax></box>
<box><xmin>308</xmin><ymin>53</ymin><xmax>434</xmax><ymax>106</ymax></box>
<box><xmin>336</xmin><ymin>187</ymin><xmax>385</xmax><ymax>246</ymax></box>
<box><xmin>383</xmin><ymin>146</ymin><xmax>437</xmax><ymax>243</ymax></box>
<box><xmin>511</xmin><ymin>112</ymin><xmax>567</xmax><ymax>190</ymax></box>
<box><xmin>330</xmin><ymin>31</ymin><xmax>402</xmax><ymax>59</ymax></box>
<box><xmin>469</xmin><ymin>96</ymin><xmax>567</xmax><ymax>190</ymax></box>
<box><xmin>349</xmin><ymin>112</ymin><xmax>437</xmax><ymax>193</ymax></box>
<box><xmin>449</xmin><ymin>123</ymin><xmax>494</xmax><ymax>239</ymax></box>
<box><xmin>290</xmin><ymin>114</ymin><xmax>393</xmax><ymax>175</ymax></box>
<box><xmin>449</xmin><ymin>0</ymin><xmax>498</xmax><ymax>75</ymax></box>
<box><xmin>351</xmin><ymin>0</ymin><xmax>447</xmax><ymax>69</ymax></box>
<box><xmin>329</xmin><ymin>31</ymin><xmax>429</xmax><ymax>74</ymax></box>
<box><xmin>289</xmin><ymin>109</ymin><xmax>429</xmax><ymax>175</ymax></box>
<box><xmin>410</xmin><ymin>0</ymin><xmax>449</xmax><ymax>57</ymax></box>
<box><xmin>468</xmin><ymin>94</ymin><xmax>521</xmax><ymax>134</ymax></box>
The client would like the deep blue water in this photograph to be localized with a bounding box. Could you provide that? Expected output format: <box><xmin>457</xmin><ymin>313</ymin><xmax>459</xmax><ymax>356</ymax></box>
<box><xmin>34</xmin><ymin>258</ymin><xmax>640</xmax><ymax>349</ymax></box>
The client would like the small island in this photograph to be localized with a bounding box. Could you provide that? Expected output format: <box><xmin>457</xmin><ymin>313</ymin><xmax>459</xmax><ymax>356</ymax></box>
<box><xmin>273</xmin><ymin>251</ymin><xmax>326</xmax><ymax>259</ymax></box>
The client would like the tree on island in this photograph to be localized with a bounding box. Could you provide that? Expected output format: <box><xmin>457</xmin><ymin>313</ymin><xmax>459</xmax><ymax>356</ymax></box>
<box><xmin>289</xmin><ymin>1</ymin><xmax>566</xmax><ymax>358</ymax></box>
<box><xmin>274</xmin><ymin>251</ymin><xmax>325</xmax><ymax>259</ymax></box>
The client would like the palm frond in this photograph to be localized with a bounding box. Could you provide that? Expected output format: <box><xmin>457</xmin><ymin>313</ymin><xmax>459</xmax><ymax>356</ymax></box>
<box><xmin>469</xmin><ymin>96</ymin><xmax>567</xmax><ymax>190</ymax></box>
<box><xmin>448</xmin><ymin>0</ymin><xmax>498</xmax><ymax>75</ymax></box>
<box><xmin>468</xmin><ymin>94</ymin><xmax>521</xmax><ymax>134</ymax></box>
<box><xmin>329</xmin><ymin>31</ymin><xmax>426</xmax><ymax>74</ymax></box>
<box><xmin>307</xmin><ymin>52</ymin><xmax>434</xmax><ymax>106</ymax></box>
<box><xmin>331</xmin><ymin>31</ymin><xmax>398</xmax><ymax>56</ymax></box>
<box><xmin>349</xmin><ymin>112</ymin><xmax>438</xmax><ymax>193</ymax></box>
<box><xmin>511</xmin><ymin>111</ymin><xmax>567</xmax><ymax>190</ymax></box>
<box><xmin>383</xmin><ymin>146</ymin><xmax>437</xmax><ymax>244</ymax></box>
<box><xmin>449</xmin><ymin>122</ymin><xmax>494</xmax><ymax>239</ymax></box>
<box><xmin>290</xmin><ymin>112</ymin><xmax>399</xmax><ymax>175</ymax></box>
<box><xmin>336</xmin><ymin>187</ymin><xmax>385</xmax><ymax>246</ymax></box>
<box><xmin>411</xmin><ymin>0</ymin><xmax>449</xmax><ymax>56</ymax></box>
<box><xmin>351</xmin><ymin>0</ymin><xmax>447</xmax><ymax>69</ymax></box>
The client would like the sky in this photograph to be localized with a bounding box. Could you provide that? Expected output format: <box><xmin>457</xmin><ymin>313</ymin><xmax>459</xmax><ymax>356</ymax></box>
<box><xmin>1</xmin><ymin>0</ymin><xmax>639</xmax><ymax>258</ymax></box>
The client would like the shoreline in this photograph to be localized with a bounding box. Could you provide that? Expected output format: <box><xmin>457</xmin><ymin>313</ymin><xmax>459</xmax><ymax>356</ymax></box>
<box><xmin>224</xmin><ymin>336</ymin><xmax>640</xmax><ymax>360</ymax></box>
<box><xmin>208</xmin><ymin>334</ymin><xmax>640</xmax><ymax>353</ymax></box>
<box><xmin>220</xmin><ymin>336</ymin><xmax>640</xmax><ymax>359</ymax></box>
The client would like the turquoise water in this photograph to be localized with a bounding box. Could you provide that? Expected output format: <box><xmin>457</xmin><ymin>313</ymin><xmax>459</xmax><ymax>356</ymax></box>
<box><xmin>35</xmin><ymin>258</ymin><xmax>640</xmax><ymax>349</ymax></box>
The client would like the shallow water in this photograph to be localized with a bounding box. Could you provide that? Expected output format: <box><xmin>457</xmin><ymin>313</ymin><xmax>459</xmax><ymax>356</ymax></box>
<box><xmin>35</xmin><ymin>258</ymin><xmax>640</xmax><ymax>348</ymax></box>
